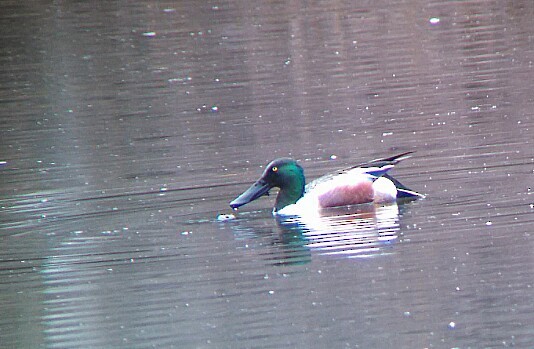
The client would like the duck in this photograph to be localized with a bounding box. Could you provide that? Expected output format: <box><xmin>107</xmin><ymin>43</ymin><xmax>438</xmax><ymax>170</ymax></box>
<box><xmin>229</xmin><ymin>152</ymin><xmax>424</xmax><ymax>216</ymax></box>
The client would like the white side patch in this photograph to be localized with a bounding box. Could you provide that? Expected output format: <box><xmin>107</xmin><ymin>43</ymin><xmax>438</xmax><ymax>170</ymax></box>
<box><xmin>372</xmin><ymin>177</ymin><xmax>397</xmax><ymax>203</ymax></box>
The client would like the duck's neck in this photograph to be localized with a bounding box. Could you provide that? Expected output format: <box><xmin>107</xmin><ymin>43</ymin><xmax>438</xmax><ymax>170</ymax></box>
<box><xmin>274</xmin><ymin>173</ymin><xmax>305</xmax><ymax>212</ymax></box>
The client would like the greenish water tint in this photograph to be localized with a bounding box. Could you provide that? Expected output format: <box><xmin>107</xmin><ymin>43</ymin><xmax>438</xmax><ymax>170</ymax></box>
<box><xmin>1</xmin><ymin>0</ymin><xmax>533</xmax><ymax>348</ymax></box>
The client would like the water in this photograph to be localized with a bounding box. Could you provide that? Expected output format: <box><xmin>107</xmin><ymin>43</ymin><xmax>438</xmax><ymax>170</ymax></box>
<box><xmin>1</xmin><ymin>1</ymin><xmax>533</xmax><ymax>348</ymax></box>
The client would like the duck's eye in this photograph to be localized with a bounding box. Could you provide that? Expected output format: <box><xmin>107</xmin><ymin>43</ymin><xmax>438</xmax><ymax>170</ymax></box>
<box><xmin>272</xmin><ymin>166</ymin><xmax>278</xmax><ymax>172</ymax></box>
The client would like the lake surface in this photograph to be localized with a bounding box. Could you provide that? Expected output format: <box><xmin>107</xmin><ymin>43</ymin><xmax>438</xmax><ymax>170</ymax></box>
<box><xmin>1</xmin><ymin>1</ymin><xmax>533</xmax><ymax>348</ymax></box>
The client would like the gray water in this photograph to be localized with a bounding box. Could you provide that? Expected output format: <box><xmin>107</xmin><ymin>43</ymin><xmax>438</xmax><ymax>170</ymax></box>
<box><xmin>1</xmin><ymin>1</ymin><xmax>533</xmax><ymax>348</ymax></box>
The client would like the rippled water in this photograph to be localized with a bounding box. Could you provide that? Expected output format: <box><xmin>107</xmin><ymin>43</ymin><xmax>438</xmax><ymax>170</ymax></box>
<box><xmin>1</xmin><ymin>1</ymin><xmax>533</xmax><ymax>348</ymax></box>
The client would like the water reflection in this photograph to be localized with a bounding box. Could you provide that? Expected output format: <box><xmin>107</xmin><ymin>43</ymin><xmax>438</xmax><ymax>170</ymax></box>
<box><xmin>229</xmin><ymin>203</ymin><xmax>404</xmax><ymax>265</ymax></box>
<box><xmin>2</xmin><ymin>0</ymin><xmax>534</xmax><ymax>347</ymax></box>
<box><xmin>283</xmin><ymin>203</ymin><xmax>400</xmax><ymax>259</ymax></box>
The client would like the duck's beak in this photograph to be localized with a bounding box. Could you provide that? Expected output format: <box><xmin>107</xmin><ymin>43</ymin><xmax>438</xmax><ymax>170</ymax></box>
<box><xmin>230</xmin><ymin>179</ymin><xmax>272</xmax><ymax>209</ymax></box>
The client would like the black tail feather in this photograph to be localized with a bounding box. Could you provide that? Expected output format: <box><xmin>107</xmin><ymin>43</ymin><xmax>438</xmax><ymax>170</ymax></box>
<box><xmin>383</xmin><ymin>173</ymin><xmax>424</xmax><ymax>198</ymax></box>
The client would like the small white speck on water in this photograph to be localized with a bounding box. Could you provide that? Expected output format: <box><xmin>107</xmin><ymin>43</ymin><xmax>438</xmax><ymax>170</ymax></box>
<box><xmin>448</xmin><ymin>321</ymin><xmax>456</xmax><ymax>329</ymax></box>
<box><xmin>217</xmin><ymin>214</ymin><xmax>236</xmax><ymax>222</ymax></box>
<box><xmin>485</xmin><ymin>221</ymin><xmax>493</xmax><ymax>226</ymax></box>
<box><xmin>142</xmin><ymin>31</ymin><xmax>156</xmax><ymax>37</ymax></box>
<box><xmin>429</xmin><ymin>17</ymin><xmax>440</xmax><ymax>25</ymax></box>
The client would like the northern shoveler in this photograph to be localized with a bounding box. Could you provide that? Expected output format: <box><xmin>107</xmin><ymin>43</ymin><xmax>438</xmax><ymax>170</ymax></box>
<box><xmin>229</xmin><ymin>152</ymin><xmax>424</xmax><ymax>216</ymax></box>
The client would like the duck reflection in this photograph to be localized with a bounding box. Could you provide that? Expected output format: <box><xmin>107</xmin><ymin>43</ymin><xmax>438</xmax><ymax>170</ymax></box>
<box><xmin>227</xmin><ymin>203</ymin><xmax>402</xmax><ymax>265</ymax></box>
<box><xmin>277</xmin><ymin>203</ymin><xmax>400</xmax><ymax>259</ymax></box>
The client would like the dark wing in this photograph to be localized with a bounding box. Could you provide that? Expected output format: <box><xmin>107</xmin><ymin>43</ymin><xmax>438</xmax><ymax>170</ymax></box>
<box><xmin>305</xmin><ymin>152</ymin><xmax>414</xmax><ymax>193</ymax></box>
<box><xmin>354</xmin><ymin>151</ymin><xmax>413</xmax><ymax>169</ymax></box>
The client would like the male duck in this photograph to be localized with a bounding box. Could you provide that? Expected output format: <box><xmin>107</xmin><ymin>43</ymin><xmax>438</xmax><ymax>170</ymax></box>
<box><xmin>229</xmin><ymin>152</ymin><xmax>424</xmax><ymax>216</ymax></box>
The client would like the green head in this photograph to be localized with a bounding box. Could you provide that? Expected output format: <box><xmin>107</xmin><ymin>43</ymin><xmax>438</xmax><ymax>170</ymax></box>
<box><xmin>230</xmin><ymin>158</ymin><xmax>306</xmax><ymax>212</ymax></box>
